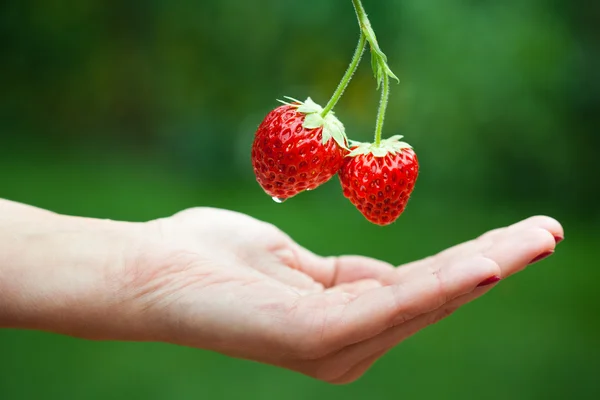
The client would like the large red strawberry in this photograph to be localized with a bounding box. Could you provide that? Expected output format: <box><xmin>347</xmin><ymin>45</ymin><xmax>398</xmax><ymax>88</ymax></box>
<box><xmin>251</xmin><ymin>97</ymin><xmax>349</xmax><ymax>201</ymax></box>
<box><xmin>339</xmin><ymin>135</ymin><xmax>419</xmax><ymax>226</ymax></box>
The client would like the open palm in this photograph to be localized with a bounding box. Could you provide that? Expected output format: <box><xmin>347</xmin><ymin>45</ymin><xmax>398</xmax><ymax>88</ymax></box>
<box><xmin>125</xmin><ymin>208</ymin><xmax>562</xmax><ymax>384</ymax></box>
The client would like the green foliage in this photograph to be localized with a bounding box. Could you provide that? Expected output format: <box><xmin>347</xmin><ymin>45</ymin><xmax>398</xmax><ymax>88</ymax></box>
<box><xmin>0</xmin><ymin>0</ymin><xmax>598</xmax><ymax>398</ymax></box>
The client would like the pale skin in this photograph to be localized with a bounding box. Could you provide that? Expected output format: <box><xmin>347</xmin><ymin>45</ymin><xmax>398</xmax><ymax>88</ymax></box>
<box><xmin>0</xmin><ymin>199</ymin><xmax>563</xmax><ymax>384</ymax></box>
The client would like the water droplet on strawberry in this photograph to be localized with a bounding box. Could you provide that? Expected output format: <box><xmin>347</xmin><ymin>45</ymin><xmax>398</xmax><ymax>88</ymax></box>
<box><xmin>272</xmin><ymin>197</ymin><xmax>286</xmax><ymax>204</ymax></box>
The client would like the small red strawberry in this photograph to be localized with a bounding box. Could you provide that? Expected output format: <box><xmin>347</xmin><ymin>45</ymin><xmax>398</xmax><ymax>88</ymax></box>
<box><xmin>339</xmin><ymin>136</ymin><xmax>419</xmax><ymax>226</ymax></box>
<box><xmin>251</xmin><ymin>97</ymin><xmax>349</xmax><ymax>201</ymax></box>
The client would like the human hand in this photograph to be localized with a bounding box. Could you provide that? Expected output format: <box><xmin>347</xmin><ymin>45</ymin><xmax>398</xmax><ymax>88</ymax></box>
<box><xmin>108</xmin><ymin>208</ymin><xmax>563</xmax><ymax>384</ymax></box>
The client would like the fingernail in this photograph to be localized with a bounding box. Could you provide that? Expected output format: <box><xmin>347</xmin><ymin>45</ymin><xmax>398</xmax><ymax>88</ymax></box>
<box><xmin>477</xmin><ymin>275</ymin><xmax>501</xmax><ymax>287</ymax></box>
<box><xmin>554</xmin><ymin>236</ymin><xmax>564</xmax><ymax>245</ymax></box>
<box><xmin>529</xmin><ymin>250</ymin><xmax>554</xmax><ymax>265</ymax></box>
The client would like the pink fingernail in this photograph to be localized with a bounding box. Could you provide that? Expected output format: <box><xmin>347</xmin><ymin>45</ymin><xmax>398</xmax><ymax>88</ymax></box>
<box><xmin>554</xmin><ymin>236</ymin><xmax>564</xmax><ymax>244</ymax></box>
<box><xmin>529</xmin><ymin>250</ymin><xmax>554</xmax><ymax>265</ymax></box>
<box><xmin>477</xmin><ymin>275</ymin><xmax>501</xmax><ymax>287</ymax></box>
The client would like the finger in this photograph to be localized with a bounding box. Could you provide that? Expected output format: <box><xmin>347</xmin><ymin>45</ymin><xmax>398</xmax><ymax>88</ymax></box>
<box><xmin>462</xmin><ymin>215</ymin><xmax>563</xmax><ymax>251</ymax></box>
<box><xmin>322</xmin><ymin>255</ymin><xmax>499</xmax><ymax>350</ymax></box>
<box><xmin>482</xmin><ymin>226</ymin><xmax>557</xmax><ymax>277</ymax></box>
<box><xmin>293</xmin><ymin>256</ymin><xmax>492</xmax><ymax>381</ymax></box>
<box><xmin>319</xmin><ymin>287</ymin><xmax>491</xmax><ymax>380</ymax></box>
<box><xmin>395</xmin><ymin>215</ymin><xmax>563</xmax><ymax>280</ymax></box>
<box><xmin>247</xmin><ymin>249</ymin><xmax>323</xmax><ymax>292</ymax></box>
<box><xmin>432</xmin><ymin>215</ymin><xmax>560</xmax><ymax>262</ymax></box>
<box><xmin>397</xmin><ymin>224</ymin><xmax>557</xmax><ymax>287</ymax></box>
<box><xmin>318</xmin><ymin>222</ymin><xmax>560</xmax><ymax>372</ymax></box>
<box><xmin>317</xmin><ymin>304</ymin><xmax>454</xmax><ymax>383</ymax></box>
<box><xmin>497</xmin><ymin>215</ymin><xmax>563</xmax><ymax>242</ymax></box>
<box><xmin>323</xmin><ymin>286</ymin><xmax>489</xmax><ymax>381</ymax></box>
<box><xmin>291</xmin><ymin>245</ymin><xmax>397</xmax><ymax>287</ymax></box>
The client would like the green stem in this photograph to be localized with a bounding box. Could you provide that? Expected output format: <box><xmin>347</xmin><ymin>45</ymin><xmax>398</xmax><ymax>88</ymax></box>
<box><xmin>375</xmin><ymin>73</ymin><xmax>390</xmax><ymax>145</ymax></box>
<box><xmin>351</xmin><ymin>0</ymin><xmax>370</xmax><ymax>37</ymax></box>
<box><xmin>321</xmin><ymin>33</ymin><xmax>366</xmax><ymax>118</ymax></box>
<box><xmin>352</xmin><ymin>0</ymin><xmax>397</xmax><ymax>145</ymax></box>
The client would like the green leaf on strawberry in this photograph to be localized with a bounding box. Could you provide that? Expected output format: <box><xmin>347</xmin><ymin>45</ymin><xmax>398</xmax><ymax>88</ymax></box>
<box><xmin>278</xmin><ymin>97</ymin><xmax>349</xmax><ymax>150</ymax></box>
<box><xmin>348</xmin><ymin>135</ymin><xmax>412</xmax><ymax>158</ymax></box>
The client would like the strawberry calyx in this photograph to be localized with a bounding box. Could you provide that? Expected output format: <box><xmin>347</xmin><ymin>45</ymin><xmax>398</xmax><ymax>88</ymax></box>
<box><xmin>347</xmin><ymin>135</ymin><xmax>412</xmax><ymax>158</ymax></box>
<box><xmin>278</xmin><ymin>96</ymin><xmax>349</xmax><ymax>150</ymax></box>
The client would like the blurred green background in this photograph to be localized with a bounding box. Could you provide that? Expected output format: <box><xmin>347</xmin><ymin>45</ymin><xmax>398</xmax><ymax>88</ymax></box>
<box><xmin>1</xmin><ymin>0</ymin><xmax>598</xmax><ymax>398</ymax></box>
